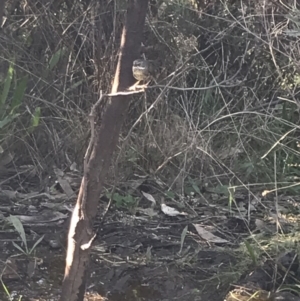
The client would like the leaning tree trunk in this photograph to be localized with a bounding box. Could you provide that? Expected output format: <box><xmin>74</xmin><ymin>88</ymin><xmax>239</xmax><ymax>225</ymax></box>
<box><xmin>60</xmin><ymin>1</ymin><xmax>149</xmax><ymax>300</ymax></box>
<box><xmin>0</xmin><ymin>0</ymin><xmax>6</xmax><ymax>27</ymax></box>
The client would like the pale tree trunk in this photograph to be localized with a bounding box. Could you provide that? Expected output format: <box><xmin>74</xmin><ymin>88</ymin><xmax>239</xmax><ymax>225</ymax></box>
<box><xmin>0</xmin><ymin>0</ymin><xmax>6</xmax><ymax>27</ymax></box>
<box><xmin>60</xmin><ymin>1</ymin><xmax>149</xmax><ymax>300</ymax></box>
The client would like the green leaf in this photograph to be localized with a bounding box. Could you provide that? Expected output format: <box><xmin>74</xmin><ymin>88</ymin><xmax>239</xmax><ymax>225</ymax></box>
<box><xmin>7</xmin><ymin>215</ymin><xmax>28</xmax><ymax>253</ymax></box>
<box><xmin>1</xmin><ymin>279</ymin><xmax>11</xmax><ymax>298</ymax></box>
<box><xmin>0</xmin><ymin>113</ymin><xmax>19</xmax><ymax>129</ymax></box>
<box><xmin>12</xmin><ymin>241</ymin><xmax>26</xmax><ymax>254</ymax></box>
<box><xmin>213</xmin><ymin>185</ymin><xmax>229</xmax><ymax>196</ymax></box>
<box><xmin>165</xmin><ymin>191</ymin><xmax>175</xmax><ymax>199</ymax></box>
<box><xmin>185</xmin><ymin>186</ymin><xmax>195</xmax><ymax>195</ymax></box>
<box><xmin>29</xmin><ymin>235</ymin><xmax>44</xmax><ymax>254</ymax></box>
<box><xmin>112</xmin><ymin>193</ymin><xmax>123</xmax><ymax>207</ymax></box>
<box><xmin>179</xmin><ymin>225</ymin><xmax>188</xmax><ymax>255</ymax></box>
<box><xmin>48</xmin><ymin>48</ymin><xmax>65</xmax><ymax>71</ymax></box>
<box><xmin>245</xmin><ymin>241</ymin><xmax>257</xmax><ymax>265</ymax></box>
<box><xmin>31</xmin><ymin>107</ymin><xmax>41</xmax><ymax>128</ymax></box>
<box><xmin>123</xmin><ymin>194</ymin><xmax>134</xmax><ymax>204</ymax></box>
<box><xmin>112</xmin><ymin>193</ymin><xmax>122</xmax><ymax>202</ymax></box>
<box><xmin>192</xmin><ymin>183</ymin><xmax>201</xmax><ymax>195</ymax></box>
<box><xmin>63</xmin><ymin>80</ymin><xmax>84</xmax><ymax>95</ymax></box>
<box><xmin>11</xmin><ymin>76</ymin><xmax>28</xmax><ymax>112</ymax></box>
<box><xmin>185</xmin><ymin>178</ymin><xmax>199</xmax><ymax>195</ymax></box>
<box><xmin>0</xmin><ymin>63</ymin><xmax>14</xmax><ymax>108</ymax></box>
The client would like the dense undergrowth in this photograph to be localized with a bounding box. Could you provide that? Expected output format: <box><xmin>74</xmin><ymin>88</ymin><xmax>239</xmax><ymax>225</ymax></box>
<box><xmin>0</xmin><ymin>0</ymin><xmax>300</xmax><ymax>196</ymax></box>
<box><xmin>1</xmin><ymin>2</ymin><xmax>300</xmax><ymax>300</ymax></box>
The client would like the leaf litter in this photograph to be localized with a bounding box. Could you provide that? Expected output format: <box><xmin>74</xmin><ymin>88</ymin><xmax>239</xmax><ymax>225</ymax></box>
<box><xmin>0</xmin><ymin>171</ymin><xmax>300</xmax><ymax>300</ymax></box>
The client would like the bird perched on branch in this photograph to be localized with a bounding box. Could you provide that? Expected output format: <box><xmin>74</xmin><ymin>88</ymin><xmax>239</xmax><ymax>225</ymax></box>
<box><xmin>131</xmin><ymin>59</ymin><xmax>155</xmax><ymax>90</ymax></box>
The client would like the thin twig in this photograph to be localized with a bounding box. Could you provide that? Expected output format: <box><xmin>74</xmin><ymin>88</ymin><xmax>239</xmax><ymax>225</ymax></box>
<box><xmin>148</xmin><ymin>82</ymin><xmax>242</xmax><ymax>91</ymax></box>
<box><xmin>106</xmin><ymin>89</ymin><xmax>145</xmax><ymax>96</ymax></box>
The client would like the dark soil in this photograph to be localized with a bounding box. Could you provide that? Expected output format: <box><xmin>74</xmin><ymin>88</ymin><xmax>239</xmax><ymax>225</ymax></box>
<box><xmin>0</xmin><ymin>198</ymin><xmax>239</xmax><ymax>301</ymax></box>
<box><xmin>0</xmin><ymin>176</ymin><xmax>298</xmax><ymax>301</ymax></box>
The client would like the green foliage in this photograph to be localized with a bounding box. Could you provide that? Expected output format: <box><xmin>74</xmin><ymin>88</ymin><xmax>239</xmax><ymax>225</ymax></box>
<box><xmin>31</xmin><ymin>107</ymin><xmax>41</xmax><ymax>128</ymax></box>
<box><xmin>0</xmin><ymin>63</ymin><xmax>14</xmax><ymax>107</ymax></box>
<box><xmin>48</xmin><ymin>48</ymin><xmax>65</xmax><ymax>71</ymax></box>
<box><xmin>43</xmin><ymin>48</ymin><xmax>66</xmax><ymax>78</ymax></box>
<box><xmin>178</xmin><ymin>225</ymin><xmax>188</xmax><ymax>255</ymax></box>
<box><xmin>244</xmin><ymin>240</ymin><xmax>257</xmax><ymax>265</ymax></box>
<box><xmin>184</xmin><ymin>177</ymin><xmax>201</xmax><ymax>195</ymax></box>
<box><xmin>0</xmin><ymin>62</ymin><xmax>29</xmax><ymax>133</ymax></box>
<box><xmin>0</xmin><ymin>113</ymin><xmax>20</xmax><ymax>130</ymax></box>
<box><xmin>11</xmin><ymin>76</ymin><xmax>28</xmax><ymax>112</ymax></box>
<box><xmin>2</xmin><ymin>0</ymin><xmax>300</xmax><ymax>203</ymax></box>
<box><xmin>107</xmin><ymin>192</ymin><xmax>138</xmax><ymax>209</ymax></box>
<box><xmin>165</xmin><ymin>190</ymin><xmax>176</xmax><ymax>199</ymax></box>
<box><xmin>209</xmin><ymin>184</ymin><xmax>230</xmax><ymax>196</ymax></box>
<box><xmin>1</xmin><ymin>279</ymin><xmax>23</xmax><ymax>301</ymax></box>
<box><xmin>7</xmin><ymin>215</ymin><xmax>44</xmax><ymax>256</ymax></box>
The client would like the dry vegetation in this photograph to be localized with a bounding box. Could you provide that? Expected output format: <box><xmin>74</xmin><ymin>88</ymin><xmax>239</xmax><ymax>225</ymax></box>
<box><xmin>1</xmin><ymin>0</ymin><xmax>300</xmax><ymax>195</ymax></box>
<box><xmin>1</xmin><ymin>1</ymin><xmax>300</xmax><ymax>300</ymax></box>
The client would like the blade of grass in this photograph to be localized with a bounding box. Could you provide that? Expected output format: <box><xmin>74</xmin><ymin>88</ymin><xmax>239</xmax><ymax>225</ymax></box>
<box><xmin>48</xmin><ymin>48</ymin><xmax>65</xmax><ymax>71</ymax></box>
<box><xmin>245</xmin><ymin>240</ymin><xmax>257</xmax><ymax>265</ymax></box>
<box><xmin>11</xmin><ymin>75</ymin><xmax>28</xmax><ymax>112</ymax></box>
<box><xmin>0</xmin><ymin>113</ymin><xmax>19</xmax><ymax>129</ymax></box>
<box><xmin>31</xmin><ymin>107</ymin><xmax>41</xmax><ymax>128</ymax></box>
<box><xmin>7</xmin><ymin>215</ymin><xmax>28</xmax><ymax>254</ymax></box>
<box><xmin>12</xmin><ymin>242</ymin><xmax>26</xmax><ymax>254</ymax></box>
<box><xmin>0</xmin><ymin>63</ymin><xmax>14</xmax><ymax>109</ymax></box>
<box><xmin>179</xmin><ymin>225</ymin><xmax>188</xmax><ymax>255</ymax></box>
<box><xmin>29</xmin><ymin>235</ymin><xmax>44</xmax><ymax>254</ymax></box>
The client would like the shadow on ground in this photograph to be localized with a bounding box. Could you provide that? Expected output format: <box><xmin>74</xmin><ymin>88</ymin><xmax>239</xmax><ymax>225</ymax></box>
<box><xmin>0</xmin><ymin>202</ymin><xmax>238</xmax><ymax>301</ymax></box>
<box><xmin>3</xmin><ymin>174</ymin><xmax>298</xmax><ymax>301</ymax></box>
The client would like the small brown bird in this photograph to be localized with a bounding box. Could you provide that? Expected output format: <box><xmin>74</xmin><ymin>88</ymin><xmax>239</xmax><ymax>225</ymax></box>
<box><xmin>131</xmin><ymin>59</ymin><xmax>155</xmax><ymax>90</ymax></box>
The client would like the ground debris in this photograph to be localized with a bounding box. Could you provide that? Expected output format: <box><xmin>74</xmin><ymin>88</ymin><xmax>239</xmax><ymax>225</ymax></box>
<box><xmin>225</xmin><ymin>251</ymin><xmax>300</xmax><ymax>301</ymax></box>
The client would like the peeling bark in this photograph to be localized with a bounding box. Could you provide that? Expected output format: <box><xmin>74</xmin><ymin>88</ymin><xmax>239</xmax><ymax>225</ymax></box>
<box><xmin>0</xmin><ymin>0</ymin><xmax>6</xmax><ymax>27</ymax></box>
<box><xmin>60</xmin><ymin>1</ymin><xmax>149</xmax><ymax>300</ymax></box>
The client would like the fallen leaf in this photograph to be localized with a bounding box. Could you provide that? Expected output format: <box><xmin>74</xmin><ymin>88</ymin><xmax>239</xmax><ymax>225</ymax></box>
<box><xmin>161</xmin><ymin>204</ymin><xmax>188</xmax><ymax>217</ymax></box>
<box><xmin>141</xmin><ymin>191</ymin><xmax>156</xmax><ymax>205</ymax></box>
<box><xmin>193</xmin><ymin>224</ymin><xmax>229</xmax><ymax>243</ymax></box>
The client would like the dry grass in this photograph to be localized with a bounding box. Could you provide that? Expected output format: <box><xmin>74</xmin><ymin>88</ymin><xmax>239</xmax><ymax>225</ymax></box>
<box><xmin>0</xmin><ymin>0</ymin><xmax>299</xmax><ymax>197</ymax></box>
